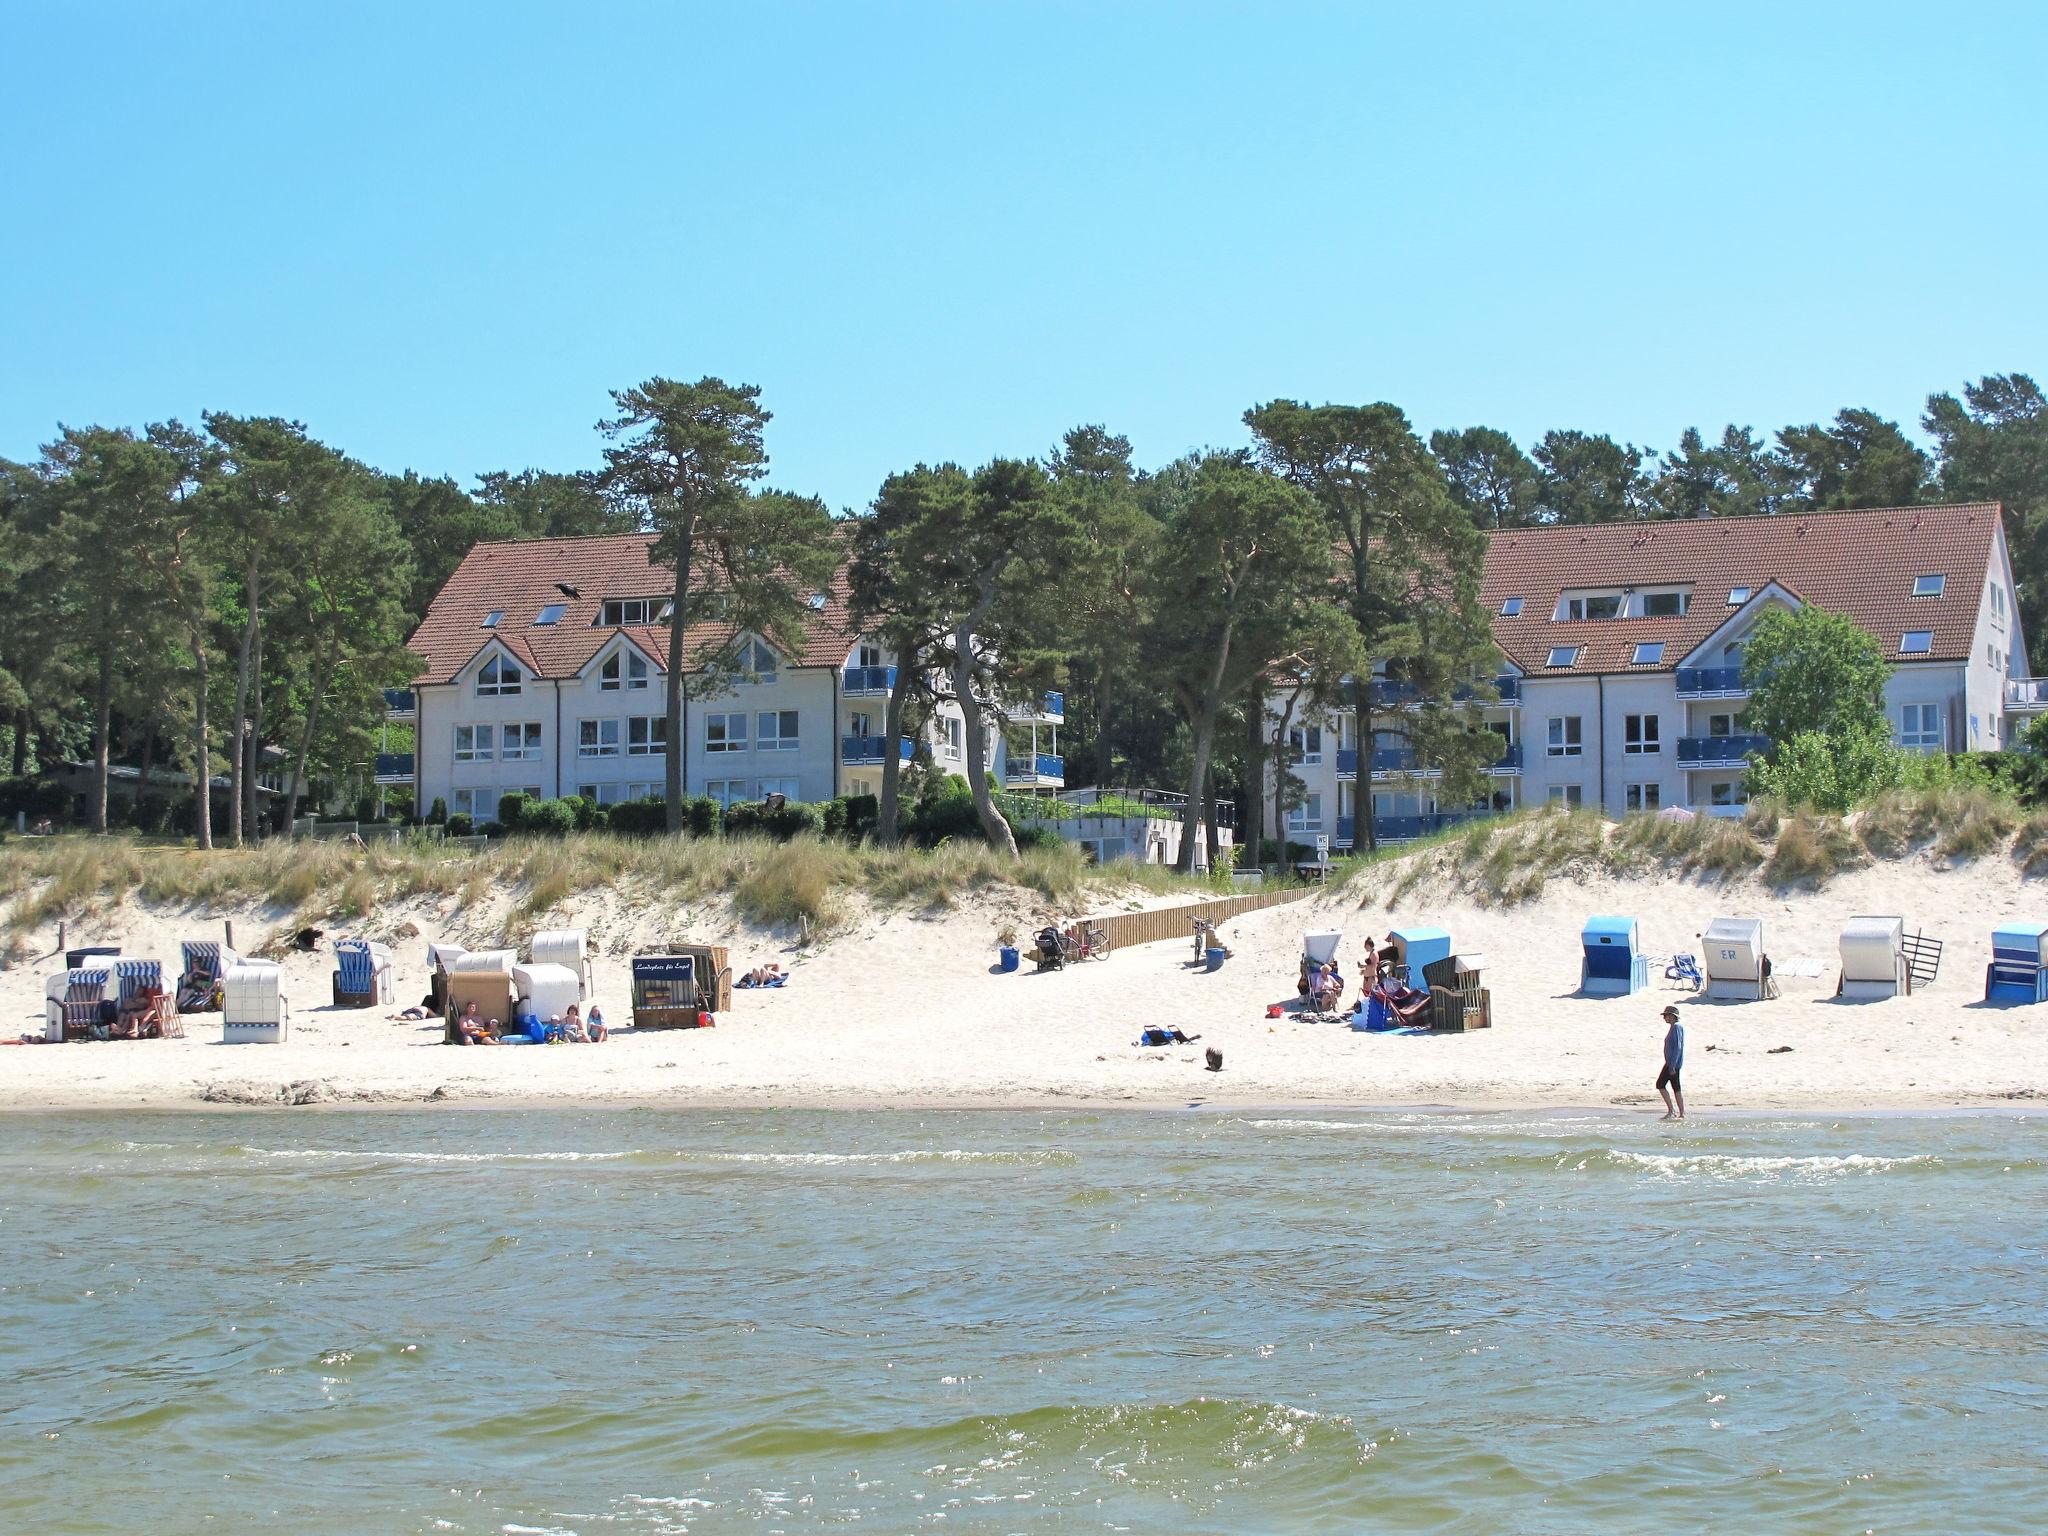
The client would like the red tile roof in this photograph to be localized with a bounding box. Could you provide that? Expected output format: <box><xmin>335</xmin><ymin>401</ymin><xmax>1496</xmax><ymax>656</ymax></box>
<box><xmin>1482</xmin><ymin>503</ymin><xmax>2005</xmax><ymax>675</ymax></box>
<box><xmin>406</xmin><ymin>532</ymin><xmax>861</xmax><ymax>685</ymax></box>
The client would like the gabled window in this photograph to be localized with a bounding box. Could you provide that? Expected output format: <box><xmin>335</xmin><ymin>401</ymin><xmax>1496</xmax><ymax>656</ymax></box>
<box><xmin>1500</xmin><ymin>597</ymin><xmax>1524</xmax><ymax>617</ymax></box>
<box><xmin>1900</xmin><ymin>631</ymin><xmax>1933</xmax><ymax>656</ymax></box>
<box><xmin>1912</xmin><ymin>574</ymin><xmax>1945</xmax><ymax>597</ymax></box>
<box><xmin>1547</xmin><ymin>646</ymin><xmax>1581</xmax><ymax>669</ymax></box>
<box><xmin>1726</xmin><ymin>587</ymin><xmax>1750</xmax><ymax>606</ymax></box>
<box><xmin>481</xmin><ymin>610</ymin><xmax>504</xmax><ymax>628</ymax></box>
<box><xmin>1631</xmin><ymin>642</ymin><xmax>1664</xmax><ymax>666</ymax></box>
<box><xmin>742</xmin><ymin>639</ymin><xmax>779</xmax><ymax>681</ymax></box>
<box><xmin>599</xmin><ymin>648</ymin><xmax>650</xmax><ymax>691</ymax></box>
<box><xmin>476</xmin><ymin>655</ymin><xmax>522</xmax><ymax>696</ymax></box>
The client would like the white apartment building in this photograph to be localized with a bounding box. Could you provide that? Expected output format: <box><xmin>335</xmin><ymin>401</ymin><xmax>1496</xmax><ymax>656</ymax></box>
<box><xmin>1269</xmin><ymin>503</ymin><xmax>2031</xmax><ymax>849</ymax></box>
<box><xmin>389</xmin><ymin>533</ymin><xmax>1064</xmax><ymax>821</ymax></box>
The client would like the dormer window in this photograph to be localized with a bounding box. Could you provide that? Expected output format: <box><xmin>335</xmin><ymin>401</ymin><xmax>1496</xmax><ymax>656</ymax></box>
<box><xmin>1900</xmin><ymin>631</ymin><xmax>1933</xmax><ymax>656</ymax></box>
<box><xmin>742</xmin><ymin>639</ymin><xmax>778</xmax><ymax>681</ymax></box>
<box><xmin>601</xmin><ymin>598</ymin><xmax>662</xmax><ymax>626</ymax></box>
<box><xmin>535</xmin><ymin>604</ymin><xmax>567</xmax><ymax>626</ymax></box>
<box><xmin>1500</xmin><ymin>597</ymin><xmax>1524</xmax><ymax>617</ymax></box>
<box><xmin>1547</xmin><ymin>646</ymin><xmax>1582</xmax><ymax>669</ymax></box>
<box><xmin>599</xmin><ymin>648</ymin><xmax>650</xmax><ymax>691</ymax></box>
<box><xmin>481</xmin><ymin>610</ymin><xmax>504</xmax><ymax>629</ymax></box>
<box><xmin>1640</xmin><ymin>591</ymin><xmax>1689</xmax><ymax>618</ymax></box>
<box><xmin>1913</xmin><ymin>574</ymin><xmax>1945</xmax><ymax>597</ymax></box>
<box><xmin>477</xmin><ymin>655</ymin><xmax>522</xmax><ymax>696</ymax></box>
<box><xmin>1560</xmin><ymin>593</ymin><xmax>1624</xmax><ymax>622</ymax></box>
<box><xmin>1726</xmin><ymin>587</ymin><xmax>1751</xmax><ymax>606</ymax></box>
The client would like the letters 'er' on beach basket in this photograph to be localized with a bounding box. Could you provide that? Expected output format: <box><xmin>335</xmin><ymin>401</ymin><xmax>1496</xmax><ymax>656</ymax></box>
<box><xmin>1701</xmin><ymin>917</ymin><xmax>1772</xmax><ymax>1001</ymax></box>
<box><xmin>45</xmin><ymin>964</ymin><xmax>114</xmax><ymax>1042</ymax></box>
<box><xmin>223</xmin><ymin>960</ymin><xmax>289</xmax><ymax>1043</ymax></box>
<box><xmin>1388</xmin><ymin>926</ymin><xmax>1452</xmax><ymax>979</ymax></box>
<box><xmin>443</xmin><ymin>950</ymin><xmax>517</xmax><ymax>1040</ymax></box>
<box><xmin>529</xmin><ymin>930</ymin><xmax>594</xmax><ymax>1001</ymax></box>
<box><xmin>1837</xmin><ymin>916</ymin><xmax>1909</xmax><ymax>1000</ymax></box>
<box><xmin>1985</xmin><ymin>921</ymin><xmax>2048</xmax><ymax>1005</ymax></box>
<box><xmin>633</xmin><ymin>955</ymin><xmax>708</xmax><ymax>1028</ymax></box>
<box><xmin>331</xmin><ymin>939</ymin><xmax>394</xmax><ymax>1008</ymax></box>
<box><xmin>1580</xmin><ymin>916</ymin><xmax>1648</xmax><ymax>997</ymax></box>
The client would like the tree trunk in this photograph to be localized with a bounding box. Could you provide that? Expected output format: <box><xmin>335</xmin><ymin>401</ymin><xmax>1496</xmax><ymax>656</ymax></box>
<box><xmin>1352</xmin><ymin>671</ymin><xmax>1373</xmax><ymax>853</ymax></box>
<box><xmin>876</xmin><ymin>635</ymin><xmax>916</xmax><ymax>846</ymax></box>
<box><xmin>663</xmin><ymin>533</ymin><xmax>694</xmax><ymax>832</ymax></box>
<box><xmin>953</xmin><ymin>594</ymin><xmax>1016</xmax><ymax>857</ymax></box>
<box><xmin>1243</xmin><ymin>681</ymin><xmax>1266</xmax><ymax>869</ymax></box>
<box><xmin>91</xmin><ymin>648</ymin><xmax>112</xmax><ymax>835</ymax></box>
<box><xmin>191</xmin><ymin>634</ymin><xmax>212</xmax><ymax>851</ymax></box>
<box><xmin>11</xmin><ymin>709</ymin><xmax>26</xmax><ymax>776</ymax></box>
<box><xmin>137</xmin><ymin>728</ymin><xmax>155</xmax><ymax>797</ymax></box>
<box><xmin>230</xmin><ymin>554</ymin><xmax>259</xmax><ymax>848</ymax></box>
<box><xmin>244</xmin><ymin>609</ymin><xmax>264</xmax><ymax>840</ymax></box>
<box><xmin>1202</xmin><ymin>767</ymin><xmax>1221</xmax><ymax>873</ymax></box>
<box><xmin>286</xmin><ymin>656</ymin><xmax>333</xmax><ymax>826</ymax></box>
<box><xmin>1175</xmin><ymin>620</ymin><xmax>1237</xmax><ymax>871</ymax></box>
<box><xmin>1093</xmin><ymin>663</ymin><xmax>1114</xmax><ymax>789</ymax></box>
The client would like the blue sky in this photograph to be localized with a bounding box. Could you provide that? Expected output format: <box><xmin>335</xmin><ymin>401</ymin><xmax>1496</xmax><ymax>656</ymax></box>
<box><xmin>4</xmin><ymin>3</ymin><xmax>2043</xmax><ymax>510</ymax></box>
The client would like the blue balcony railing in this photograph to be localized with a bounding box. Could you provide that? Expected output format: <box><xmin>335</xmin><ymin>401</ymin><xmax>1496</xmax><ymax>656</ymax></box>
<box><xmin>1335</xmin><ymin>815</ymin><xmax>1356</xmax><ymax>848</ymax></box>
<box><xmin>1676</xmin><ymin>734</ymin><xmax>1771</xmax><ymax>765</ymax></box>
<box><xmin>382</xmin><ymin>688</ymin><xmax>416</xmax><ymax>718</ymax></box>
<box><xmin>1005</xmin><ymin>753</ymin><xmax>1064</xmax><ymax>783</ymax></box>
<box><xmin>1675</xmin><ymin>666</ymin><xmax>1748</xmax><ymax>697</ymax></box>
<box><xmin>1488</xmin><ymin>741</ymin><xmax>1523</xmax><ymax>774</ymax></box>
<box><xmin>1373</xmin><ymin>810</ymin><xmax>1484</xmax><ymax>844</ymax></box>
<box><xmin>1335</xmin><ymin>748</ymin><xmax>1358</xmax><ymax>779</ymax></box>
<box><xmin>1370</xmin><ymin>674</ymin><xmax>1522</xmax><ymax>709</ymax></box>
<box><xmin>372</xmin><ymin>752</ymin><xmax>414</xmax><ymax>783</ymax></box>
<box><xmin>1041</xmin><ymin>690</ymin><xmax>1064</xmax><ymax>719</ymax></box>
<box><xmin>1371</xmin><ymin>748</ymin><xmax>1445</xmax><ymax>777</ymax></box>
<box><xmin>842</xmin><ymin>665</ymin><xmax>897</xmax><ymax>696</ymax></box>
<box><xmin>842</xmin><ymin>734</ymin><xmax>913</xmax><ymax>766</ymax></box>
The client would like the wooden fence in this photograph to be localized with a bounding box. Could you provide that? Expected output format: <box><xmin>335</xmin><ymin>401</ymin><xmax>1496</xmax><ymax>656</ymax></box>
<box><xmin>1082</xmin><ymin>884</ymin><xmax>1322</xmax><ymax>952</ymax></box>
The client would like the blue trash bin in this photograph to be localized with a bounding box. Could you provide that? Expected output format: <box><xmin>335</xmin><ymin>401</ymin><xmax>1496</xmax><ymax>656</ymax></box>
<box><xmin>999</xmin><ymin>946</ymin><xmax>1020</xmax><ymax>973</ymax></box>
<box><xmin>1205</xmin><ymin>946</ymin><xmax>1226</xmax><ymax>972</ymax></box>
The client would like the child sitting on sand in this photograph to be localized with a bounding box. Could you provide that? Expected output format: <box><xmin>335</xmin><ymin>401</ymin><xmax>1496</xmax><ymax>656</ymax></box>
<box><xmin>586</xmin><ymin>1006</ymin><xmax>609</xmax><ymax>1042</ymax></box>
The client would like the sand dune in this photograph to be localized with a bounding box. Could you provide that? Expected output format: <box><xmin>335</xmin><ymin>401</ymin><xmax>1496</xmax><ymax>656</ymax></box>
<box><xmin>4</xmin><ymin>841</ymin><xmax>2045</xmax><ymax>1113</ymax></box>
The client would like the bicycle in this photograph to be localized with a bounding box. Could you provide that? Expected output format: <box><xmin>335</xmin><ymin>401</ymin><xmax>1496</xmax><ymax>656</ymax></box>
<box><xmin>1059</xmin><ymin>924</ymin><xmax>1113</xmax><ymax>963</ymax></box>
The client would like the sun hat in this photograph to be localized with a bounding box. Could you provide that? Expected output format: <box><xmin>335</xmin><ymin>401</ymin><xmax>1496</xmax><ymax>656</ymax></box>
<box><xmin>1661</xmin><ymin>1005</ymin><xmax>1680</xmax><ymax>1022</ymax></box>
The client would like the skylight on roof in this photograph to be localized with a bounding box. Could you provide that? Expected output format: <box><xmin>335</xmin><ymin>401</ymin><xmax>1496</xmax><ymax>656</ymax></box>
<box><xmin>1632</xmin><ymin>642</ymin><xmax>1664</xmax><ymax>665</ymax></box>
<box><xmin>1900</xmin><ymin>630</ymin><xmax>1933</xmax><ymax>655</ymax></box>
<box><xmin>1547</xmin><ymin>645</ymin><xmax>1581</xmax><ymax>669</ymax></box>
<box><xmin>481</xmin><ymin>610</ymin><xmax>504</xmax><ymax>628</ymax></box>
<box><xmin>535</xmin><ymin>604</ymin><xmax>567</xmax><ymax>626</ymax></box>
<box><xmin>1500</xmin><ymin>597</ymin><xmax>1523</xmax><ymax>617</ymax></box>
<box><xmin>1913</xmin><ymin>574</ymin><xmax>1945</xmax><ymax>597</ymax></box>
<box><xmin>1727</xmin><ymin>587</ymin><xmax>1750</xmax><ymax>606</ymax></box>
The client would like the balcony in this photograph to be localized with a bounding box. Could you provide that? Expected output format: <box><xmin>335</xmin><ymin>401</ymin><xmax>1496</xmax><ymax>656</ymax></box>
<box><xmin>1486</xmin><ymin>741</ymin><xmax>1523</xmax><ymax>775</ymax></box>
<box><xmin>1677</xmin><ymin>734</ymin><xmax>1771</xmax><ymax>766</ymax></box>
<box><xmin>842</xmin><ymin>665</ymin><xmax>897</xmax><ymax>697</ymax></box>
<box><xmin>1370</xmin><ymin>675</ymin><xmax>1521</xmax><ymax>710</ymax></box>
<box><xmin>2007</xmin><ymin>677</ymin><xmax>2048</xmax><ymax>715</ymax></box>
<box><xmin>1335</xmin><ymin>748</ymin><xmax>1358</xmax><ymax>780</ymax></box>
<box><xmin>1370</xmin><ymin>748</ymin><xmax>1442</xmax><ymax>780</ymax></box>
<box><xmin>372</xmin><ymin>752</ymin><xmax>414</xmax><ymax>785</ymax></box>
<box><xmin>1009</xmin><ymin>690</ymin><xmax>1065</xmax><ymax>723</ymax></box>
<box><xmin>1375</xmin><ymin>810</ymin><xmax>1482</xmax><ymax>844</ymax></box>
<box><xmin>1335</xmin><ymin>815</ymin><xmax>1355</xmax><ymax>848</ymax></box>
<box><xmin>382</xmin><ymin>689</ymin><xmax>416</xmax><ymax>719</ymax></box>
<box><xmin>1676</xmin><ymin>666</ymin><xmax>1749</xmax><ymax>699</ymax></box>
<box><xmin>842</xmin><ymin>734</ymin><xmax>913</xmax><ymax>767</ymax></box>
<box><xmin>1004</xmin><ymin>752</ymin><xmax>1065</xmax><ymax>788</ymax></box>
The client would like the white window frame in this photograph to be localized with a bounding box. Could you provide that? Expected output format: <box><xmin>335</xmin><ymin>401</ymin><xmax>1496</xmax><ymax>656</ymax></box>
<box><xmin>1726</xmin><ymin>587</ymin><xmax>1750</xmax><ymax>607</ymax></box>
<box><xmin>1289</xmin><ymin>724</ymin><xmax>1324</xmax><ymax>765</ymax></box>
<box><xmin>940</xmin><ymin>717</ymin><xmax>963</xmax><ymax>759</ymax></box>
<box><xmin>1624</xmin><ymin>782</ymin><xmax>1661</xmax><ymax>812</ymax></box>
<box><xmin>500</xmin><ymin>722</ymin><xmax>542</xmax><ymax>762</ymax></box>
<box><xmin>1900</xmin><ymin>703</ymin><xmax>1943</xmax><ymax>752</ymax></box>
<box><xmin>744</xmin><ymin>639</ymin><xmax>779</xmax><ymax>682</ymax></box>
<box><xmin>1560</xmin><ymin>592</ymin><xmax>1624</xmax><ymax>622</ymax></box>
<box><xmin>1900</xmin><ymin>631</ymin><xmax>1933</xmax><ymax>656</ymax></box>
<box><xmin>1912</xmin><ymin>574</ymin><xmax>1945</xmax><ymax>597</ymax></box>
<box><xmin>706</xmin><ymin>712</ymin><xmax>748</xmax><ymax>753</ymax></box>
<box><xmin>1500</xmin><ymin>597</ymin><xmax>1523</xmax><ymax>617</ymax></box>
<box><xmin>1547</xmin><ymin>646</ymin><xmax>1581</xmax><ymax>669</ymax></box>
<box><xmin>1709</xmin><ymin>781</ymin><xmax>1744</xmax><ymax>807</ymax></box>
<box><xmin>602</xmin><ymin>598</ymin><xmax>659</xmax><ymax>627</ymax></box>
<box><xmin>1624</xmin><ymin>714</ymin><xmax>1661</xmax><ymax>755</ymax></box>
<box><xmin>856</xmin><ymin>642</ymin><xmax>883</xmax><ymax>668</ymax></box>
<box><xmin>1638</xmin><ymin>591</ymin><xmax>1690</xmax><ymax>618</ymax></box>
<box><xmin>1286</xmin><ymin>792</ymin><xmax>1324</xmax><ymax>834</ymax></box>
<box><xmin>757</xmin><ymin>710</ymin><xmax>800</xmax><ymax>752</ymax></box>
<box><xmin>627</xmin><ymin>715</ymin><xmax>667</xmax><ymax>756</ymax></box>
<box><xmin>1706</xmin><ymin>712</ymin><xmax>1737</xmax><ymax>739</ymax></box>
<box><xmin>1546</xmin><ymin>716</ymin><xmax>1583</xmax><ymax>759</ymax></box>
<box><xmin>1546</xmin><ymin>785</ymin><xmax>1584</xmax><ymax>807</ymax></box>
<box><xmin>706</xmin><ymin>779</ymin><xmax>747</xmax><ymax>807</ymax></box>
<box><xmin>578</xmin><ymin>718</ymin><xmax>621</xmax><ymax>759</ymax></box>
<box><xmin>848</xmin><ymin>710</ymin><xmax>874</xmax><ymax>738</ymax></box>
<box><xmin>599</xmin><ymin>648</ymin><xmax>651</xmax><ymax>691</ymax></box>
<box><xmin>1631</xmin><ymin>642</ymin><xmax>1664</xmax><ymax>666</ymax></box>
<box><xmin>476</xmin><ymin>655</ymin><xmax>522</xmax><ymax>697</ymax></box>
<box><xmin>756</xmin><ymin>776</ymin><xmax>800</xmax><ymax>801</ymax></box>
<box><xmin>451</xmin><ymin>788</ymin><xmax>487</xmax><ymax>819</ymax></box>
<box><xmin>454</xmin><ymin>724</ymin><xmax>493</xmax><ymax>763</ymax></box>
<box><xmin>481</xmin><ymin>609</ymin><xmax>504</xmax><ymax>629</ymax></box>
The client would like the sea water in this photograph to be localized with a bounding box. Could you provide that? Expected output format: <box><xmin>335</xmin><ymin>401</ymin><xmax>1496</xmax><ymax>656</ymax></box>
<box><xmin>2</xmin><ymin>1107</ymin><xmax>2043</xmax><ymax>1534</ymax></box>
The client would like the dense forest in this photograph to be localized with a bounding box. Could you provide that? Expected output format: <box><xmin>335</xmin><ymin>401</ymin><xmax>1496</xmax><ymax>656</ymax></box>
<box><xmin>2</xmin><ymin>372</ymin><xmax>2044</xmax><ymax>856</ymax></box>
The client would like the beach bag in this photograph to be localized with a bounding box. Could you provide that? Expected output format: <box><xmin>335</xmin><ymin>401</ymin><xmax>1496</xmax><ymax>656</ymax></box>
<box><xmin>1139</xmin><ymin>1027</ymin><xmax>1175</xmax><ymax>1047</ymax></box>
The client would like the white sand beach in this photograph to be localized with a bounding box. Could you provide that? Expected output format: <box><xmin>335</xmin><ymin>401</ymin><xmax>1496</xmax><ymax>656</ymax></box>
<box><xmin>5</xmin><ymin>839</ymin><xmax>2046</xmax><ymax>1116</ymax></box>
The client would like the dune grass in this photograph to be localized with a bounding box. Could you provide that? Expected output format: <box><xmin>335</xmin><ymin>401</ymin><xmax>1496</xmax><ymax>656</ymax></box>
<box><xmin>0</xmin><ymin>828</ymin><xmax>1223</xmax><ymax>943</ymax></box>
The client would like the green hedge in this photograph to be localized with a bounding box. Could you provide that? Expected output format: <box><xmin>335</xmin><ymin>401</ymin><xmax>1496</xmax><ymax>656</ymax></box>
<box><xmin>724</xmin><ymin>799</ymin><xmax>828</xmax><ymax>840</ymax></box>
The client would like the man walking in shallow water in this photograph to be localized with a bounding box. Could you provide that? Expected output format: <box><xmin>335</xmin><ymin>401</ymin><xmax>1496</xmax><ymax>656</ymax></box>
<box><xmin>1657</xmin><ymin>1004</ymin><xmax>1687</xmax><ymax>1120</ymax></box>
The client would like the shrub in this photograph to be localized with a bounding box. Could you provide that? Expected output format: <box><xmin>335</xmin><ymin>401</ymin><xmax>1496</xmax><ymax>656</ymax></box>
<box><xmin>842</xmin><ymin>793</ymin><xmax>879</xmax><ymax>841</ymax></box>
<box><xmin>679</xmin><ymin>794</ymin><xmax>721</xmax><ymax>836</ymax></box>
<box><xmin>1014</xmin><ymin>823</ymin><xmax>1065</xmax><ymax>852</ymax></box>
<box><xmin>906</xmin><ymin>775</ymin><xmax>982</xmax><ymax>846</ymax></box>
<box><xmin>0</xmin><ymin>776</ymin><xmax>68</xmax><ymax>819</ymax></box>
<box><xmin>498</xmin><ymin>792</ymin><xmax>532</xmax><ymax>830</ymax></box>
<box><xmin>429</xmin><ymin>797</ymin><xmax>447</xmax><ymax>824</ymax></box>
<box><xmin>445</xmin><ymin>812</ymin><xmax>473</xmax><ymax>836</ymax></box>
<box><xmin>608</xmin><ymin>798</ymin><xmax>667</xmax><ymax>836</ymax></box>
<box><xmin>520</xmin><ymin>798</ymin><xmax>577</xmax><ymax>837</ymax></box>
<box><xmin>725</xmin><ymin>799</ymin><xmax>828</xmax><ymax>841</ymax></box>
<box><xmin>1748</xmin><ymin>724</ymin><xmax>1903</xmax><ymax>813</ymax></box>
<box><xmin>567</xmin><ymin>794</ymin><xmax>603</xmax><ymax>832</ymax></box>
